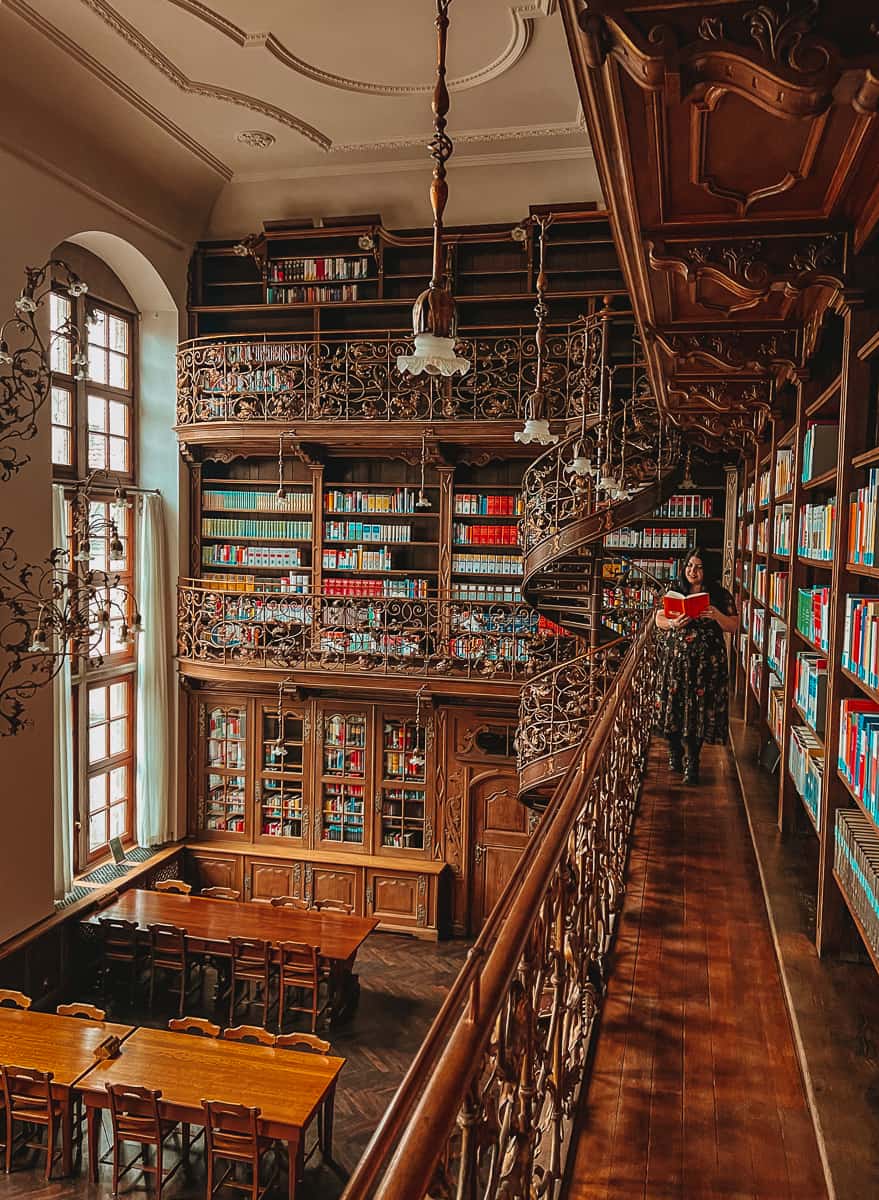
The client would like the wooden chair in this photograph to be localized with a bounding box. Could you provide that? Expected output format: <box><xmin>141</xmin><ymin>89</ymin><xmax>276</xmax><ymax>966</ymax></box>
<box><xmin>0</xmin><ymin>989</ymin><xmax>31</xmax><ymax>1010</ymax></box>
<box><xmin>277</xmin><ymin>941</ymin><xmax>327</xmax><ymax>1033</ymax></box>
<box><xmin>270</xmin><ymin>896</ymin><xmax>310</xmax><ymax>910</ymax></box>
<box><xmin>107</xmin><ymin>1084</ymin><xmax>182</xmax><ymax>1200</ymax></box>
<box><xmin>168</xmin><ymin>1016</ymin><xmax>220</xmax><ymax>1038</ymax></box>
<box><xmin>98</xmin><ymin>917</ymin><xmax>141</xmax><ymax>1006</ymax></box>
<box><xmin>56</xmin><ymin>1001</ymin><xmax>106</xmax><ymax>1021</ymax></box>
<box><xmin>221</xmin><ymin>1025</ymin><xmax>275</xmax><ymax>1046</ymax></box>
<box><xmin>147</xmin><ymin>923</ymin><xmax>199</xmax><ymax>1016</ymax></box>
<box><xmin>229</xmin><ymin>938</ymin><xmax>271</xmax><ymax>1027</ymax></box>
<box><xmin>313</xmin><ymin>899</ymin><xmax>354</xmax><ymax>915</ymax></box>
<box><xmin>201</xmin><ymin>887</ymin><xmax>241</xmax><ymax>901</ymax></box>
<box><xmin>202</xmin><ymin>1100</ymin><xmax>277</xmax><ymax>1200</ymax></box>
<box><xmin>274</xmin><ymin>1033</ymin><xmax>335</xmax><ymax>1169</ymax></box>
<box><xmin>1</xmin><ymin>1065</ymin><xmax>64</xmax><ymax>1179</ymax></box>
<box><xmin>155</xmin><ymin>879</ymin><xmax>192</xmax><ymax>895</ymax></box>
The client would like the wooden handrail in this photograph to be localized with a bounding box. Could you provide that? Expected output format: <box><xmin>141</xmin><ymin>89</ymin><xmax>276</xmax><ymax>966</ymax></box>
<box><xmin>342</xmin><ymin>617</ymin><xmax>654</xmax><ymax>1199</ymax></box>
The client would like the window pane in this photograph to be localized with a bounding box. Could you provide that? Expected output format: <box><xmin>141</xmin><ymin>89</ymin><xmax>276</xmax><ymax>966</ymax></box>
<box><xmin>108</xmin><ymin>400</ymin><xmax>127</xmax><ymax>435</ymax></box>
<box><xmin>88</xmin><ymin>395</ymin><xmax>107</xmax><ymax>431</ymax></box>
<box><xmin>88</xmin><ymin>309</ymin><xmax>107</xmax><ymax>346</ymax></box>
<box><xmin>110</xmin><ymin>766</ymin><xmax>127</xmax><ymax>803</ymax></box>
<box><xmin>51</xmin><ymin>386</ymin><xmax>71</xmax><ymax>425</ymax></box>
<box><xmin>110</xmin><ymin>717</ymin><xmax>127</xmax><ymax>755</ymax></box>
<box><xmin>110</xmin><ymin>682</ymin><xmax>127</xmax><ymax>717</ymax></box>
<box><xmin>89</xmin><ymin>538</ymin><xmax>107</xmax><ymax>570</ymax></box>
<box><xmin>109</xmin><ymin>315</ymin><xmax>128</xmax><ymax>353</ymax></box>
<box><xmin>50</xmin><ymin>292</ymin><xmax>71</xmax><ymax>334</ymax></box>
<box><xmin>109</xmin><ymin>437</ymin><xmax>128</xmax><ymax>473</ymax></box>
<box><xmin>51</xmin><ymin>427</ymin><xmax>71</xmax><ymax>467</ymax></box>
<box><xmin>89</xmin><ymin>773</ymin><xmax>107</xmax><ymax>812</ymax></box>
<box><xmin>89</xmin><ymin>722</ymin><xmax>108</xmax><ymax>764</ymax></box>
<box><xmin>89</xmin><ymin>687</ymin><xmax>107</xmax><ymax>724</ymax></box>
<box><xmin>109</xmin><ymin>803</ymin><xmax>127</xmax><ymax>839</ymax></box>
<box><xmin>50</xmin><ymin>331</ymin><xmax>71</xmax><ymax>375</ymax></box>
<box><xmin>88</xmin><ymin>344</ymin><xmax>107</xmax><ymax>384</ymax></box>
<box><xmin>89</xmin><ymin>812</ymin><xmax>108</xmax><ymax>852</ymax></box>
<box><xmin>88</xmin><ymin>432</ymin><xmax>107</xmax><ymax>469</ymax></box>
<box><xmin>109</xmin><ymin>352</ymin><xmax>128</xmax><ymax>390</ymax></box>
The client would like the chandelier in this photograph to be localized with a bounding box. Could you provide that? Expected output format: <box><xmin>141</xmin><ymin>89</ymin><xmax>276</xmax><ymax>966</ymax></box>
<box><xmin>0</xmin><ymin>259</ymin><xmax>89</xmax><ymax>482</ymax></box>
<box><xmin>397</xmin><ymin>0</ymin><xmax>469</xmax><ymax>378</ymax></box>
<box><xmin>515</xmin><ymin>214</ymin><xmax>559</xmax><ymax>446</ymax></box>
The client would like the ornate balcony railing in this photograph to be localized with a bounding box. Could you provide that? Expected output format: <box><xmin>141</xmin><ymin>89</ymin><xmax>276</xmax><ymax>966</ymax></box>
<box><xmin>177</xmin><ymin>580</ymin><xmax>581</xmax><ymax>682</ymax></box>
<box><xmin>341</xmin><ymin>618</ymin><xmax>656</xmax><ymax>1200</ymax></box>
<box><xmin>175</xmin><ymin>329</ymin><xmax>597</xmax><ymax>426</ymax></box>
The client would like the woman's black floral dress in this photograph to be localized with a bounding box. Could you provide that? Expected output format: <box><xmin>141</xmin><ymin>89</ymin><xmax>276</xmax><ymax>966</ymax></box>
<box><xmin>655</xmin><ymin>587</ymin><xmax>736</xmax><ymax>744</ymax></box>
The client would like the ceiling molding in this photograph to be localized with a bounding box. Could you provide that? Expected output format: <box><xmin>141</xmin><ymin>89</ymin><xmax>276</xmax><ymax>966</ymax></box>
<box><xmin>232</xmin><ymin>144</ymin><xmax>592</xmax><ymax>185</ymax></box>
<box><xmin>332</xmin><ymin>117</ymin><xmax>589</xmax><ymax>155</ymax></box>
<box><xmin>162</xmin><ymin>0</ymin><xmax>558</xmax><ymax>95</ymax></box>
<box><xmin>75</xmin><ymin>0</ymin><xmax>331</xmax><ymax>149</ymax></box>
<box><xmin>4</xmin><ymin>0</ymin><xmax>232</xmax><ymax>179</ymax></box>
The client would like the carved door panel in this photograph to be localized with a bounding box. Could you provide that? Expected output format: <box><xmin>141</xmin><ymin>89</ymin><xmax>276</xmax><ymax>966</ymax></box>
<box><xmin>311</xmin><ymin>866</ymin><xmax>361</xmax><ymax>913</ymax></box>
<box><xmin>469</xmin><ymin>770</ymin><xmax>530</xmax><ymax>933</ymax></box>
<box><xmin>186</xmin><ymin>850</ymin><xmax>243</xmax><ymax>894</ymax></box>
<box><xmin>247</xmin><ymin>859</ymin><xmax>303</xmax><ymax>903</ymax></box>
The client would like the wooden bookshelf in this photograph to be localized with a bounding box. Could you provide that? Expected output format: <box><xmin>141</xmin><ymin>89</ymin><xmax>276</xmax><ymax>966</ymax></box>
<box><xmin>734</xmin><ymin>303</ymin><xmax>879</xmax><ymax>975</ymax></box>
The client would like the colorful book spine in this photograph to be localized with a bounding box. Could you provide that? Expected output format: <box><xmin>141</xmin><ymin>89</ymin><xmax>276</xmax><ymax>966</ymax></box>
<box><xmin>796</xmin><ymin>585</ymin><xmax>830</xmax><ymax>651</ymax></box>
<box><xmin>793</xmin><ymin>651</ymin><xmax>828</xmax><ymax>731</ymax></box>
<box><xmin>835</xmin><ymin>809</ymin><xmax>879</xmax><ymax>958</ymax></box>
<box><xmin>322</xmin><ymin>547</ymin><xmax>393</xmax><ymax>571</ymax></box>
<box><xmin>769</xmin><ymin>570</ymin><xmax>788</xmax><ymax>616</ymax></box>
<box><xmin>202</xmin><ymin>518</ymin><xmax>311</xmax><ymax>540</ymax></box>
<box><xmin>604</xmin><ymin>527</ymin><xmax>695</xmax><ymax>550</ymax></box>
<box><xmin>773</xmin><ymin>503</ymin><xmax>793</xmax><ymax>556</ymax></box>
<box><xmin>767</xmin><ymin>617</ymin><xmax>787</xmax><ymax>681</ymax></box>
<box><xmin>758</xmin><ymin>468</ymin><xmax>771</xmax><ymax>508</ymax></box>
<box><xmin>788</xmin><ymin>723</ymin><xmax>824</xmax><ymax>827</ymax></box>
<box><xmin>797</xmin><ymin>497</ymin><xmax>836</xmax><ymax>561</ymax></box>
<box><xmin>324</xmin><ymin>488</ymin><xmax>416</xmax><ymax>514</ymax></box>
<box><xmin>653</xmin><ymin>494</ymin><xmax>713</xmax><ymax>519</ymax></box>
<box><xmin>775</xmin><ymin>448</ymin><xmax>794</xmax><ymax>498</ymax></box>
<box><xmin>841</xmin><ymin>594</ymin><xmax>879</xmax><ymax>686</ymax></box>
<box><xmin>452</xmin><ymin>493</ymin><xmax>523</xmax><ymax>516</ymax></box>
<box><xmin>838</xmin><ymin>698</ymin><xmax>879</xmax><ymax>824</ymax></box>
<box><xmin>847</xmin><ymin>468</ymin><xmax>879</xmax><ymax>566</ymax></box>
<box><xmin>202</xmin><ymin>489</ymin><xmax>311</xmax><ymax>513</ymax></box>
<box><xmin>452</xmin><ymin>523</ymin><xmax>520</xmax><ymax>546</ymax></box>
<box><xmin>202</xmin><ymin>545</ymin><xmax>303</xmax><ymax>569</ymax></box>
<box><xmin>451</xmin><ymin>553</ymin><xmax>523</xmax><ymax>576</ymax></box>
<box><xmin>324</xmin><ymin>521</ymin><xmax>412</xmax><ymax>543</ymax></box>
<box><xmin>323</xmin><ymin>577</ymin><xmax>429</xmax><ymax>598</ymax></box>
<box><xmin>802</xmin><ymin>424</ymin><xmax>839</xmax><ymax>482</ymax></box>
<box><xmin>267</xmin><ymin>283</ymin><xmax>360</xmax><ymax>304</ymax></box>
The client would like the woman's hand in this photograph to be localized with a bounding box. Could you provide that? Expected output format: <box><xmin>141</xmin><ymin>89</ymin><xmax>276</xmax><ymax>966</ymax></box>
<box><xmin>702</xmin><ymin>605</ymin><xmax>721</xmax><ymax>621</ymax></box>
<box><xmin>672</xmin><ymin>614</ymin><xmax>691</xmax><ymax>629</ymax></box>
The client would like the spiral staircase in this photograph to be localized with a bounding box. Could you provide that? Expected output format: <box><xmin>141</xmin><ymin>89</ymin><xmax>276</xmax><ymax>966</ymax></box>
<box><xmin>517</xmin><ymin>430</ymin><xmax>681</xmax><ymax>801</ymax></box>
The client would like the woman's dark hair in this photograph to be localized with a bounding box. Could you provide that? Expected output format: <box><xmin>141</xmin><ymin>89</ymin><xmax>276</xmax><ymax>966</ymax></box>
<box><xmin>675</xmin><ymin>545</ymin><xmax>727</xmax><ymax>605</ymax></box>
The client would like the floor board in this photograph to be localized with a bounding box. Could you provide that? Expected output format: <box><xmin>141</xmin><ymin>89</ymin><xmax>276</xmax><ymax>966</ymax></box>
<box><xmin>564</xmin><ymin>740</ymin><xmax>828</xmax><ymax>1200</ymax></box>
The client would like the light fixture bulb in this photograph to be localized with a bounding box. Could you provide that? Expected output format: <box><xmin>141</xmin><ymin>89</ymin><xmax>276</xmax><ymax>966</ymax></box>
<box><xmin>566</xmin><ymin>455</ymin><xmax>593</xmax><ymax>478</ymax></box>
<box><xmin>397</xmin><ymin>332</ymin><xmax>470</xmax><ymax>378</ymax></box>
<box><xmin>28</xmin><ymin>628</ymin><xmax>49</xmax><ymax>653</ymax></box>
<box><xmin>113</xmin><ymin>488</ymin><xmax>133</xmax><ymax>512</ymax></box>
<box><xmin>67</xmin><ymin>280</ymin><xmax>89</xmax><ymax>298</ymax></box>
<box><xmin>74</xmin><ymin>542</ymin><xmax>91</xmax><ymax>563</ymax></box>
<box><xmin>409</xmin><ymin>751</ymin><xmax>425</xmax><ymax>769</ymax></box>
<box><xmin>118</xmin><ymin>624</ymin><xmax>133</xmax><ymax>646</ymax></box>
<box><xmin>514</xmin><ymin>418</ymin><xmax>558</xmax><ymax>446</ymax></box>
<box><xmin>415</xmin><ymin>491</ymin><xmax>431</xmax><ymax>510</ymax></box>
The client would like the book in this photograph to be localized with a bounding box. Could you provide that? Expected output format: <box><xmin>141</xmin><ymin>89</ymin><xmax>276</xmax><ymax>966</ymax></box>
<box><xmin>662</xmin><ymin>591</ymin><xmax>709</xmax><ymax>619</ymax></box>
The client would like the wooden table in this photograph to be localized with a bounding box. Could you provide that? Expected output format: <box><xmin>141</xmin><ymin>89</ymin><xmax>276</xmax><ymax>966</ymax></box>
<box><xmin>83</xmin><ymin>889</ymin><xmax>378</xmax><ymax>1022</ymax></box>
<box><xmin>0</xmin><ymin>1008</ymin><xmax>134</xmax><ymax>1175</ymax></box>
<box><xmin>76</xmin><ymin>1026</ymin><xmax>344</xmax><ymax>1200</ymax></box>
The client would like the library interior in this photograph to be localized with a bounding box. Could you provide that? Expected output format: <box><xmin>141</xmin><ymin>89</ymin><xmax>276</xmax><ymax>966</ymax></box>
<box><xmin>0</xmin><ymin>2</ymin><xmax>878</xmax><ymax>1198</ymax></box>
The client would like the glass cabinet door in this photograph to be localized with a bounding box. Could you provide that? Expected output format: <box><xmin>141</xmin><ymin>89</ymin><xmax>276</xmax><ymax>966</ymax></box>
<box><xmin>258</xmin><ymin>707</ymin><xmax>307</xmax><ymax>841</ymax></box>
<box><xmin>379</xmin><ymin>716</ymin><xmax>427</xmax><ymax>851</ymax></box>
<box><xmin>200</xmin><ymin>703</ymin><xmax>247</xmax><ymax>834</ymax></box>
<box><xmin>320</xmin><ymin>711</ymin><xmax>367</xmax><ymax>846</ymax></box>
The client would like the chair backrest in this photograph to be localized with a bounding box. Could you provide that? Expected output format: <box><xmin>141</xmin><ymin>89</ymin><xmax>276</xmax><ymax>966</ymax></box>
<box><xmin>275</xmin><ymin>1033</ymin><xmax>330</xmax><ymax>1054</ymax></box>
<box><xmin>155</xmin><ymin>879</ymin><xmax>191</xmax><ymax>895</ymax></box>
<box><xmin>201</xmin><ymin>887</ymin><xmax>241</xmax><ymax>901</ymax></box>
<box><xmin>202</xmin><ymin>1100</ymin><xmax>261</xmax><ymax>1156</ymax></box>
<box><xmin>1</xmin><ymin>1064</ymin><xmax>53</xmax><ymax>1111</ymax></box>
<box><xmin>56</xmin><ymin>1002</ymin><xmax>106</xmax><ymax>1021</ymax></box>
<box><xmin>313</xmin><ymin>899</ymin><xmax>354</xmax><ymax>914</ymax></box>
<box><xmin>98</xmin><ymin>917</ymin><xmax>139</xmax><ymax>958</ymax></box>
<box><xmin>0</xmin><ymin>989</ymin><xmax>32</xmax><ymax>1010</ymax></box>
<box><xmin>107</xmin><ymin>1083</ymin><xmax>163</xmax><ymax>1141</ymax></box>
<box><xmin>168</xmin><ymin>1016</ymin><xmax>220</xmax><ymax>1038</ymax></box>
<box><xmin>270</xmin><ymin>895</ymin><xmax>310</xmax><ymax>910</ymax></box>
<box><xmin>278</xmin><ymin>940</ymin><xmax>320</xmax><ymax>986</ymax></box>
<box><xmin>221</xmin><ymin>1024</ymin><xmax>275</xmax><ymax>1046</ymax></box>
<box><xmin>230</xmin><ymin>937</ymin><xmax>269</xmax><ymax>974</ymax></box>
<box><xmin>147</xmin><ymin>922</ymin><xmax>187</xmax><ymax>964</ymax></box>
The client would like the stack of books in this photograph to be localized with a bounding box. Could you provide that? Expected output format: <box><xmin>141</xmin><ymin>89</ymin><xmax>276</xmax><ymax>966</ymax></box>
<box><xmin>773</xmin><ymin>503</ymin><xmax>793</xmax><ymax>556</ymax></box>
<box><xmin>654</xmin><ymin>495</ymin><xmax>713</xmax><ymax>518</ymax></box>
<box><xmin>775</xmin><ymin>448</ymin><xmax>794</xmax><ymax>497</ymax></box>
<box><xmin>767</xmin><ymin>617</ymin><xmax>787</xmax><ymax>680</ymax></box>
<box><xmin>801</xmin><ymin>423</ymin><xmax>838</xmax><ymax>481</ymax></box>
<box><xmin>796</xmin><ymin>585</ymin><xmax>830</xmax><ymax>650</ymax></box>
<box><xmin>847</xmin><ymin>468</ymin><xmax>879</xmax><ymax>565</ymax></box>
<box><xmin>842</xmin><ymin>595</ymin><xmax>879</xmax><ymax>687</ymax></box>
<box><xmin>789</xmin><ymin>724</ymin><xmax>824</xmax><ymax>828</ymax></box>
<box><xmin>454</xmin><ymin>493</ymin><xmax>522</xmax><ymax>516</ymax></box>
<box><xmin>838</xmin><ymin>697</ymin><xmax>879</xmax><ymax>822</ymax></box>
<box><xmin>325</xmin><ymin>488</ymin><xmax>418</xmax><ymax>513</ymax></box>
<box><xmin>793</xmin><ymin>651</ymin><xmax>828</xmax><ymax>730</ymax></box>
<box><xmin>835</xmin><ymin>809</ymin><xmax>879</xmax><ymax>958</ymax></box>
<box><xmin>203</xmin><ymin>488</ymin><xmax>311</xmax><ymax>513</ymax></box>
<box><xmin>798</xmin><ymin>498</ymin><xmax>836</xmax><ymax>560</ymax></box>
<box><xmin>769</xmin><ymin>570</ymin><xmax>788</xmax><ymax>616</ymax></box>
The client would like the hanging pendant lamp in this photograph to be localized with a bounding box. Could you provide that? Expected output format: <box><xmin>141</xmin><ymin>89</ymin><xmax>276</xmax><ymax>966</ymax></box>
<box><xmin>397</xmin><ymin>0</ymin><xmax>469</xmax><ymax>378</ymax></box>
<box><xmin>515</xmin><ymin>214</ymin><xmax>558</xmax><ymax>446</ymax></box>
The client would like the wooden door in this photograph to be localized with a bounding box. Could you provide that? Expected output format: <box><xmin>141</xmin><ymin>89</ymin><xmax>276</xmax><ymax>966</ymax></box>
<box><xmin>469</xmin><ymin>769</ymin><xmax>530</xmax><ymax>933</ymax></box>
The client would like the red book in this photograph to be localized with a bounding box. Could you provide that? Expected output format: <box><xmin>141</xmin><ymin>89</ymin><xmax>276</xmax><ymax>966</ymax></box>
<box><xmin>662</xmin><ymin>591</ymin><xmax>710</xmax><ymax>619</ymax></box>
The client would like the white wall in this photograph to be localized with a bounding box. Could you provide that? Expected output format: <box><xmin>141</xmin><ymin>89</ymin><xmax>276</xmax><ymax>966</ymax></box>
<box><xmin>0</xmin><ymin>143</ymin><xmax>191</xmax><ymax>942</ymax></box>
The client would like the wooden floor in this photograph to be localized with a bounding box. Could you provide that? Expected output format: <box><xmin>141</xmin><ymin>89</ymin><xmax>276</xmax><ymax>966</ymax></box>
<box><xmin>564</xmin><ymin>740</ymin><xmax>828</xmax><ymax>1200</ymax></box>
<box><xmin>0</xmin><ymin>932</ymin><xmax>470</xmax><ymax>1200</ymax></box>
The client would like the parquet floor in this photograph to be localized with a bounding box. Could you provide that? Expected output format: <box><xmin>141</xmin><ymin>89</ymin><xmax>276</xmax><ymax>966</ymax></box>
<box><xmin>564</xmin><ymin>740</ymin><xmax>828</xmax><ymax>1200</ymax></box>
<box><xmin>0</xmin><ymin>932</ymin><xmax>470</xmax><ymax>1200</ymax></box>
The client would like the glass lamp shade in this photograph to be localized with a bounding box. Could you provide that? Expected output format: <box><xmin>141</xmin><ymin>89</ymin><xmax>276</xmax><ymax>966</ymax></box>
<box><xmin>397</xmin><ymin>332</ymin><xmax>470</xmax><ymax>378</ymax></box>
<box><xmin>28</xmin><ymin>629</ymin><xmax>50</xmax><ymax>653</ymax></box>
<box><xmin>566</xmin><ymin>455</ymin><xmax>593</xmax><ymax>477</ymax></box>
<box><xmin>514</xmin><ymin>418</ymin><xmax>558</xmax><ymax>446</ymax></box>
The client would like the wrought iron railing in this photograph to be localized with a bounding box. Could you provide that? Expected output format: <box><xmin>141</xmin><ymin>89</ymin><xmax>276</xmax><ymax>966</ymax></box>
<box><xmin>177</xmin><ymin>580</ymin><xmax>580</xmax><ymax>681</ymax></box>
<box><xmin>341</xmin><ymin>618</ymin><xmax>657</xmax><ymax>1200</ymax></box>
<box><xmin>175</xmin><ymin>329</ymin><xmax>597</xmax><ymax>426</ymax></box>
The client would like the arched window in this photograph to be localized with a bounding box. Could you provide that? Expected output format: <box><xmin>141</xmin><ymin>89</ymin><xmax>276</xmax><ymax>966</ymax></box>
<box><xmin>49</xmin><ymin>248</ymin><xmax>139</xmax><ymax>870</ymax></box>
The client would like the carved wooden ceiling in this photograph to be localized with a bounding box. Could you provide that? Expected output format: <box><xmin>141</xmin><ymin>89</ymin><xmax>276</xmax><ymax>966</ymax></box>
<box><xmin>561</xmin><ymin>0</ymin><xmax>879</xmax><ymax>451</ymax></box>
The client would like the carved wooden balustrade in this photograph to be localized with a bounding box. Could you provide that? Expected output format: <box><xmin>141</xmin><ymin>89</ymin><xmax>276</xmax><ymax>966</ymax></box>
<box><xmin>177</xmin><ymin>581</ymin><xmax>582</xmax><ymax>683</ymax></box>
<box><xmin>341</xmin><ymin>618</ymin><xmax>657</xmax><ymax>1200</ymax></box>
<box><xmin>176</xmin><ymin>329</ymin><xmax>598</xmax><ymax>427</ymax></box>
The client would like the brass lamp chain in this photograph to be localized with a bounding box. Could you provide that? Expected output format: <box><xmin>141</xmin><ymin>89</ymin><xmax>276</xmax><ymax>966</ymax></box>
<box><xmin>529</xmin><ymin>214</ymin><xmax>552</xmax><ymax>424</ymax></box>
<box><xmin>428</xmin><ymin>0</ymin><xmax>453</xmax><ymax>292</ymax></box>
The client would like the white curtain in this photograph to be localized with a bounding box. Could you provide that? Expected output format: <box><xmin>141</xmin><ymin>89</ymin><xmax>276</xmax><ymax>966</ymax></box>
<box><xmin>52</xmin><ymin>484</ymin><xmax>73</xmax><ymax>900</ymax></box>
<box><xmin>135</xmin><ymin>492</ymin><xmax>172</xmax><ymax>847</ymax></box>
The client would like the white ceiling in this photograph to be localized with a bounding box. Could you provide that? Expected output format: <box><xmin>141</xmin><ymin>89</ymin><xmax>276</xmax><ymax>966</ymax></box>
<box><xmin>0</xmin><ymin>0</ymin><xmax>600</xmax><ymax>238</ymax></box>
